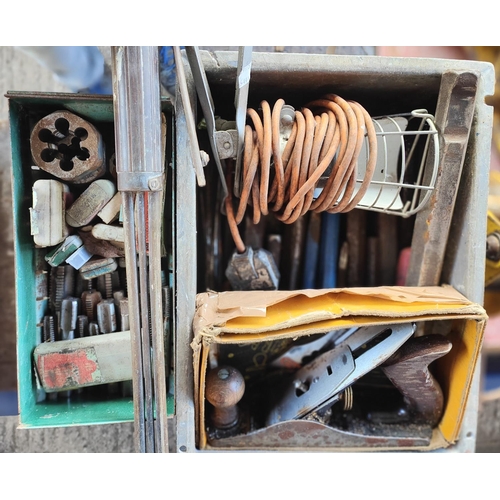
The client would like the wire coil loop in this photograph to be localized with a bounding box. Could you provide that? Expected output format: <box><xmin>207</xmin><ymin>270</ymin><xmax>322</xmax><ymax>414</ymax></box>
<box><xmin>228</xmin><ymin>95</ymin><xmax>378</xmax><ymax>235</ymax></box>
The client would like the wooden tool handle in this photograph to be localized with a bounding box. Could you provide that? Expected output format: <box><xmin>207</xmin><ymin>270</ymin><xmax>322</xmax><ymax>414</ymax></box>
<box><xmin>206</xmin><ymin>366</ymin><xmax>245</xmax><ymax>429</ymax></box>
<box><xmin>380</xmin><ymin>334</ymin><xmax>452</xmax><ymax>427</ymax></box>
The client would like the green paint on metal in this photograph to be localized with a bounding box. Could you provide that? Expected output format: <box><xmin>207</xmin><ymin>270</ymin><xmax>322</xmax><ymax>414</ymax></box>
<box><xmin>45</xmin><ymin>235</ymin><xmax>84</xmax><ymax>267</ymax></box>
<box><xmin>10</xmin><ymin>99</ymin><xmax>38</xmax><ymax>420</ymax></box>
<box><xmin>18</xmin><ymin>393</ymin><xmax>175</xmax><ymax>428</ymax></box>
<box><xmin>63</xmin><ymin>102</ymin><xmax>114</xmax><ymax>122</ymax></box>
<box><xmin>6</xmin><ymin>92</ymin><xmax>115</xmax><ymax>123</ymax></box>
<box><xmin>167</xmin><ymin>392</ymin><xmax>175</xmax><ymax>415</ymax></box>
<box><xmin>9</xmin><ymin>93</ymin><xmax>175</xmax><ymax>429</ymax></box>
<box><xmin>21</xmin><ymin>397</ymin><xmax>134</xmax><ymax>427</ymax></box>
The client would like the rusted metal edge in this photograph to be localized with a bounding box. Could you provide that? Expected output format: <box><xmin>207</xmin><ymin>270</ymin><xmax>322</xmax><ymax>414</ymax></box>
<box><xmin>406</xmin><ymin>70</ymin><xmax>479</xmax><ymax>287</ymax></box>
<box><xmin>206</xmin><ymin>419</ymin><xmax>432</xmax><ymax>449</ymax></box>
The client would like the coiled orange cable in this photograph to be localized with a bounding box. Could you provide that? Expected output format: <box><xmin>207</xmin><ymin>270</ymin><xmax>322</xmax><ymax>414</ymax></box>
<box><xmin>226</xmin><ymin>94</ymin><xmax>377</xmax><ymax>253</ymax></box>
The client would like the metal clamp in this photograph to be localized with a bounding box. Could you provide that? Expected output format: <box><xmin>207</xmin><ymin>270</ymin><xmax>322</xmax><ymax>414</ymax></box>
<box><xmin>184</xmin><ymin>46</ymin><xmax>253</xmax><ymax>197</ymax></box>
<box><xmin>117</xmin><ymin>172</ymin><xmax>165</xmax><ymax>192</ymax></box>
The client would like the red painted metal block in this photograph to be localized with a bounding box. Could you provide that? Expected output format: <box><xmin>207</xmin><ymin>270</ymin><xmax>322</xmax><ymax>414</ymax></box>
<box><xmin>33</xmin><ymin>331</ymin><xmax>132</xmax><ymax>392</ymax></box>
<box><xmin>36</xmin><ymin>347</ymin><xmax>101</xmax><ymax>390</ymax></box>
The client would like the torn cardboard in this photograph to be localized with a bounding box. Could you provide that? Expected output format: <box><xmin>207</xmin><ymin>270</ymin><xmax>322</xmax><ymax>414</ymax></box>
<box><xmin>192</xmin><ymin>285</ymin><xmax>487</xmax><ymax>451</ymax></box>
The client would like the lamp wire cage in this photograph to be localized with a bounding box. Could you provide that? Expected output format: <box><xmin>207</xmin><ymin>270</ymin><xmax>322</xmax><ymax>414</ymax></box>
<box><xmin>349</xmin><ymin>109</ymin><xmax>439</xmax><ymax>218</ymax></box>
<box><xmin>233</xmin><ymin>102</ymin><xmax>440</xmax><ymax>224</ymax></box>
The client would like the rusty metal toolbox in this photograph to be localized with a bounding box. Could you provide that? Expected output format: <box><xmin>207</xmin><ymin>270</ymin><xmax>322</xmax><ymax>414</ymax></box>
<box><xmin>7</xmin><ymin>91</ymin><xmax>175</xmax><ymax>429</ymax></box>
<box><xmin>172</xmin><ymin>50</ymin><xmax>495</xmax><ymax>452</ymax></box>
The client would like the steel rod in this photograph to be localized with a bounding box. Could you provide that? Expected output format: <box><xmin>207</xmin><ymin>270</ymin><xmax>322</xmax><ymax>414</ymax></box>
<box><xmin>111</xmin><ymin>46</ymin><xmax>168</xmax><ymax>452</ymax></box>
<box><xmin>136</xmin><ymin>192</ymin><xmax>155</xmax><ymax>451</ymax></box>
<box><xmin>149</xmin><ymin>190</ymin><xmax>169</xmax><ymax>452</ymax></box>
<box><xmin>112</xmin><ymin>47</ymin><xmax>147</xmax><ymax>452</ymax></box>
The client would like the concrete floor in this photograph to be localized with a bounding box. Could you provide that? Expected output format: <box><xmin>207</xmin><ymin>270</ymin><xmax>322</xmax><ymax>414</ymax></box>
<box><xmin>1</xmin><ymin>46</ymin><xmax>499</xmax><ymax>453</ymax></box>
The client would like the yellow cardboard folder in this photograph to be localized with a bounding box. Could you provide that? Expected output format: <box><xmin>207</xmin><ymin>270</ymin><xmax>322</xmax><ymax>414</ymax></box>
<box><xmin>192</xmin><ymin>285</ymin><xmax>487</xmax><ymax>451</ymax></box>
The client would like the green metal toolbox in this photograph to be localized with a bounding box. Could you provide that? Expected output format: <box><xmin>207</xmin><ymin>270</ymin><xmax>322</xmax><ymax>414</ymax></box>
<box><xmin>8</xmin><ymin>91</ymin><xmax>174</xmax><ymax>429</ymax></box>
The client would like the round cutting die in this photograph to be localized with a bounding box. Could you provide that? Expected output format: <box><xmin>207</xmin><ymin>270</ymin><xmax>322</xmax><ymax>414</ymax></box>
<box><xmin>30</xmin><ymin>110</ymin><xmax>106</xmax><ymax>184</ymax></box>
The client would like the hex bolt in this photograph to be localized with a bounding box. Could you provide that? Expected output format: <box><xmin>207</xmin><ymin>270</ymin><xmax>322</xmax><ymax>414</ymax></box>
<box><xmin>148</xmin><ymin>178</ymin><xmax>160</xmax><ymax>191</ymax></box>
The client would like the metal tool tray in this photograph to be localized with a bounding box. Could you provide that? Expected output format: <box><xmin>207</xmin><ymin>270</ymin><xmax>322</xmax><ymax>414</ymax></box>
<box><xmin>8</xmin><ymin>92</ymin><xmax>174</xmax><ymax>428</ymax></box>
<box><xmin>172</xmin><ymin>50</ymin><xmax>495</xmax><ymax>452</ymax></box>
